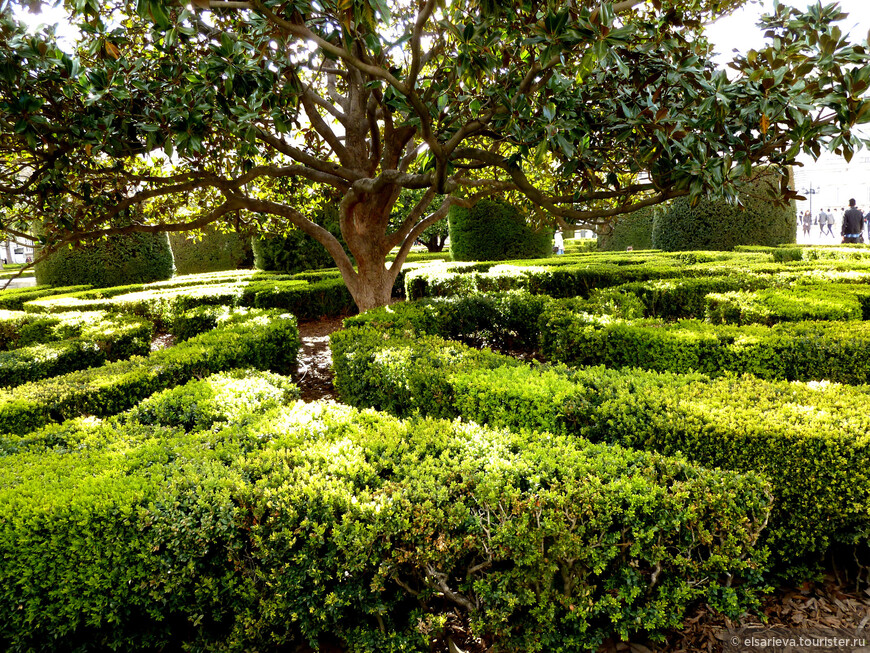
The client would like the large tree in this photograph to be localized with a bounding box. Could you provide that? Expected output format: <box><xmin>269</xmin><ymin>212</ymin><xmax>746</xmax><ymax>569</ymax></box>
<box><xmin>1</xmin><ymin>0</ymin><xmax>869</xmax><ymax>308</ymax></box>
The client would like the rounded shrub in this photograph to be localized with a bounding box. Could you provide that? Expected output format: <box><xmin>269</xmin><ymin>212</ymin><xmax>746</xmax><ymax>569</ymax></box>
<box><xmin>35</xmin><ymin>232</ymin><xmax>174</xmax><ymax>288</ymax></box>
<box><xmin>252</xmin><ymin>205</ymin><xmax>347</xmax><ymax>274</ymax></box>
<box><xmin>598</xmin><ymin>206</ymin><xmax>656</xmax><ymax>251</ymax></box>
<box><xmin>651</xmin><ymin>171</ymin><xmax>797</xmax><ymax>251</ymax></box>
<box><xmin>169</xmin><ymin>226</ymin><xmax>252</xmax><ymax>275</ymax></box>
<box><xmin>448</xmin><ymin>199</ymin><xmax>551</xmax><ymax>261</ymax></box>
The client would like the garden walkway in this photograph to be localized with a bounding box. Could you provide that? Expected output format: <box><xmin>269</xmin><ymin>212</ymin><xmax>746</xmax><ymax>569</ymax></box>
<box><xmin>295</xmin><ymin>314</ymin><xmax>343</xmax><ymax>402</ymax></box>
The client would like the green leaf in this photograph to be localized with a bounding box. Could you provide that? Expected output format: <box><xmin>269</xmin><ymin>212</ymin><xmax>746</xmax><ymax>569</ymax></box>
<box><xmin>534</xmin><ymin>138</ymin><xmax>548</xmax><ymax>165</ymax></box>
<box><xmin>371</xmin><ymin>0</ymin><xmax>391</xmax><ymax>24</ymax></box>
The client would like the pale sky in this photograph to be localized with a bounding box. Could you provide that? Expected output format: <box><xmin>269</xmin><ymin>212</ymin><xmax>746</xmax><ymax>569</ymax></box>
<box><xmin>706</xmin><ymin>0</ymin><xmax>870</xmax><ymax>67</ymax></box>
<box><xmin>15</xmin><ymin>0</ymin><xmax>870</xmax><ymax>64</ymax></box>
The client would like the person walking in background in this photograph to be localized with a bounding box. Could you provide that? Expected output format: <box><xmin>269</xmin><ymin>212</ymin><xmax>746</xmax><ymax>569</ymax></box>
<box><xmin>553</xmin><ymin>227</ymin><xmax>564</xmax><ymax>255</ymax></box>
<box><xmin>802</xmin><ymin>210</ymin><xmax>813</xmax><ymax>237</ymax></box>
<box><xmin>841</xmin><ymin>199</ymin><xmax>864</xmax><ymax>244</ymax></box>
<box><xmin>819</xmin><ymin>208</ymin><xmax>834</xmax><ymax>238</ymax></box>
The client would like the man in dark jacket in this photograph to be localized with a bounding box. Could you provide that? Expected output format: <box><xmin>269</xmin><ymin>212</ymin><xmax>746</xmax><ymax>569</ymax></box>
<box><xmin>842</xmin><ymin>199</ymin><xmax>864</xmax><ymax>243</ymax></box>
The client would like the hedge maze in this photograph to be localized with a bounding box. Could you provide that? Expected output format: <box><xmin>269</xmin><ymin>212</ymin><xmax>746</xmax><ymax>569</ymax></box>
<box><xmin>2</xmin><ymin>247</ymin><xmax>870</xmax><ymax>650</ymax></box>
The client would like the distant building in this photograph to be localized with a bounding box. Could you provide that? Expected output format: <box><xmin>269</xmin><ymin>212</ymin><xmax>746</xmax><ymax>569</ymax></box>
<box><xmin>1</xmin><ymin>239</ymin><xmax>35</xmax><ymax>264</ymax></box>
<box><xmin>793</xmin><ymin>150</ymin><xmax>870</xmax><ymax>217</ymax></box>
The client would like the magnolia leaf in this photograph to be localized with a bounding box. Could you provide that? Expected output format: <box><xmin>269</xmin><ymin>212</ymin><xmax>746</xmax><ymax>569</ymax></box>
<box><xmin>104</xmin><ymin>41</ymin><xmax>121</xmax><ymax>59</ymax></box>
<box><xmin>760</xmin><ymin>113</ymin><xmax>770</xmax><ymax>134</ymax></box>
<box><xmin>371</xmin><ymin>0</ymin><xmax>390</xmax><ymax>23</ymax></box>
<box><xmin>534</xmin><ymin>138</ymin><xmax>548</xmax><ymax>165</ymax></box>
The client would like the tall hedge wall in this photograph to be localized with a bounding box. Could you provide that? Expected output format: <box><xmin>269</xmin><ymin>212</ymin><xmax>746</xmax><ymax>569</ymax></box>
<box><xmin>651</xmin><ymin>172</ymin><xmax>797</xmax><ymax>251</ymax></box>
<box><xmin>35</xmin><ymin>232</ymin><xmax>174</xmax><ymax>288</ymax></box>
<box><xmin>597</xmin><ymin>206</ymin><xmax>656</xmax><ymax>251</ymax></box>
<box><xmin>448</xmin><ymin>199</ymin><xmax>551</xmax><ymax>261</ymax></box>
<box><xmin>169</xmin><ymin>226</ymin><xmax>252</xmax><ymax>275</ymax></box>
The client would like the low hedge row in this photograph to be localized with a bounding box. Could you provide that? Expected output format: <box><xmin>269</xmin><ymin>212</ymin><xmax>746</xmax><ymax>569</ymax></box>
<box><xmin>0</xmin><ymin>310</ymin><xmax>150</xmax><ymax>350</ymax></box>
<box><xmin>608</xmin><ymin>275</ymin><xmax>776</xmax><ymax>320</ymax></box>
<box><xmin>403</xmin><ymin>259</ymin><xmax>687</xmax><ymax>300</ymax></box>
<box><xmin>762</xmin><ymin>245</ymin><xmax>870</xmax><ymax>263</ymax></box>
<box><xmin>0</xmin><ymin>391</ymin><xmax>770</xmax><ymax>651</ymax></box>
<box><xmin>402</xmin><ymin>251</ymin><xmax>785</xmax><ymax>301</ymax></box>
<box><xmin>0</xmin><ymin>368</ymin><xmax>300</xmax><ymax>456</ymax></box>
<box><xmin>0</xmin><ymin>309</ymin><xmax>299</xmax><ymax>436</ymax></box>
<box><xmin>705</xmin><ymin>283</ymin><xmax>870</xmax><ymax>325</ymax></box>
<box><xmin>0</xmin><ymin>269</ymin><xmax>34</xmax><ymax>280</ymax></box>
<box><xmin>22</xmin><ymin>283</ymin><xmax>251</xmax><ymax>318</ymax></box>
<box><xmin>0</xmin><ymin>313</ymin><xmax>153</xmax><ymax>388</ymax></box>
<box><xmin>0</xmin><ymin>341</ymin><xmax>107</xmax><ymax>390</ymax></box>
<box><xmin>344</xmin><ymin>287</ymin><xmax>870</xmax><ymax>385</ymax></box>
<box><xmin>24</xmin><ymin>277</ymin><xmax>356</xmax><ymax>321</ymax></box>
<box><xmin>538</xmin><ymin>304</ymin><xmax>870</xmax><ymax>384</ymax></box>
<box><xmin>238</xmin><ymin>276</ymin><xmax>355</xmax><ymax>319</ymax></box>
<box><xmin>343</xmin><ymin>291</ymin><xmax>553</xmax><ymax>350</ymax></box>
<box><xmin>0</xmin><ymin>310</ymin><xmax>58</xmax><ymax>350</ymax></box>
<box><xmin>330</xmin><ymin>326</ymin><xmax>870</xmax><ymax>568</ymax></box>
<box><xmin>0</xmin><ymin>285</ymin><xmax>92</xmax><ymax>311</ymax></box>
<box><xmin>14</xmin><ymin>271</ymin><xmax>269</xmax><ymax>315</ymax></box>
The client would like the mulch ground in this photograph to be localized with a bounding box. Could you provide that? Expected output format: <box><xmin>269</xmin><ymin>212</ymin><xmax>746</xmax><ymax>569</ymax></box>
<box><xmin>610</xmin><ymin>573</ymin><xmax>870</xmax><ymax>653</ymax></box>
<box><xmin>158</xmin><ymin>315</ymin><xmax>870</xmax><ymax>652</ymax></box>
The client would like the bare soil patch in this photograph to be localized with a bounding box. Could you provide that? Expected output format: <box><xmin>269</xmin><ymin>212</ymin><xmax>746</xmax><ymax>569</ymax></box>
<box><xmin>294</xmin><ymin>314</ymin><xmax>345</xmax><ymax>402</ymax></box>
<box><xmin>150</xmin><ymin>332</ymin><xmax>176</xmax><ymax>351</ymax></box>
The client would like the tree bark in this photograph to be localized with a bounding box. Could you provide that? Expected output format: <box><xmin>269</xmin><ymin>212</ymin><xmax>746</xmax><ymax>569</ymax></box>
<box><xmin>421</xmin><ymin>234</ymin><xmax>446</xmax><ymax>253</ymax></box>
<box><xmin>344</xmin><ymin>259</ymin><xmax>397</xmax><ymax>312</ymax></box>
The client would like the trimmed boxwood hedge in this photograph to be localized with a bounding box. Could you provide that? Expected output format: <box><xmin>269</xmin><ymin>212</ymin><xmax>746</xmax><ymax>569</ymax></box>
<box><xmin>403</xmin><ymin>251</ymin><xmax>783</xmax><ymax>301</ymax></box>
<box><xmin>0</xmin><ymin>285</ymin><xmax>93</xmax><ymax>311</ymax></box>
<box><xmin>24</xmin><ymin>276</ymin><xmax>356</xmax><ymax>321</ymax></box>
<box><xmin>169</xmin><ymin>226</ymin><xmax>252</xmax><ymax>275</ymax></box>
<box><xmin>538</xmin><ymin>303</ymin><xmax>870</xmax><ymax>384</ymax></box>
<box><xmin>651</xmin><ymin>172</ymin><xmax>796</xmax><ymax>251</ymax></box>
<box><xmin>0</xmin><ymin>310</ymin><xmax>151</xmax><ymax>350</ymax></box>
<box><xmin>0</xmin><ymin>312</ymin><xmax>153</xmax><ymax>388</ymax></box>
<box><xmin>35</xmin><ymin>231</ymin><xmax>174</xmax><ymax>288</ymax></box>
<box><xmin>448</xmin><ymin>199</ymin><xmax>551</xmax><ymax>261</ymax></box>
<box><xmin>704</xmin><ymin>283</ymin><xmax>870</xmax><ymax>325</ymax></box>
<box><xmin>0</xmin><ymin>309</ymin><xmax>299</xmax><ymax>435</ymax></box>
<box><xmin>329</xmin><ymin>325</ymin><xmax>870</xmax><ymax>568</ymax></box>
<box><xmin>597</xmin><ymin>206</ymin><xmax>656</xmax><ymax>251</ymax></box>
<box><xmin>0</xmin><ymin>393</ymin><xmax>769</xmax><ymax>651</ymax></box>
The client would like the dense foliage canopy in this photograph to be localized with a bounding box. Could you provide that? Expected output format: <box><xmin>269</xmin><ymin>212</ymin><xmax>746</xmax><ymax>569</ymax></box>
<box><xmin>1</xmin><ymin>0</ymin><xmax>869</xmax><ymax>306</ymax></box>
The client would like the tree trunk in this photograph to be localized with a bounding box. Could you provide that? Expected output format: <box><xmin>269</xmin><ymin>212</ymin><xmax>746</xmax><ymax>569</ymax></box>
<box><xmin>422</xmin><ymin>234</ymin><xmax>446</xmax><ymax>253</ymax></box>
<box><xmin>346</xmin><ymin>260</ymin><xmax>396</xmax><ymax>313</ymax></box>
